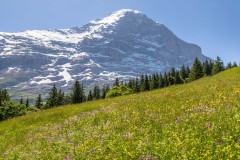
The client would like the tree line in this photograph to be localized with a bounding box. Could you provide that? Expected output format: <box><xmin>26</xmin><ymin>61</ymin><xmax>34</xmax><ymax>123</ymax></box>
<box><xmin>0</xmin><ymin>57</ymin><xmax>238</xmax><ymax>121</ymax></box>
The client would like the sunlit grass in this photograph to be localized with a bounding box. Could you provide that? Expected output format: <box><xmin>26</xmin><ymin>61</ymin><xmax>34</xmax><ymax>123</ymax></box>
<box><xmin>1</xmin><ymin>68</ymin><xmax>240</xmax><ymax>159</ymax></box>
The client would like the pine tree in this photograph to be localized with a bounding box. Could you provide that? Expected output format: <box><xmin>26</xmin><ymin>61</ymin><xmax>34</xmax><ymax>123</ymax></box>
<box><xmin>163</xmin><ymin>72</ymin><xmax>169</xmax><ymax>87</ymax></box>
<box><xmin>46</xmin><ymin>84</ymin><xmax>58</xmax><ymax>108</ymax></box>
<box><xmin>121</xmin><ymin>81</ymin><xmax>124</xmax><ymax>85</ymax></box>
<box><xmin>134</xmin><ymin>78</ymin><xmax>140</xmax><ymax>93</ymax></box>
<box><xmin>0</xmin><ymin>89</ymin><xmax>10</xmax><ymax>105</ymax></box>
<box><xmin>140</xmin><ymin>74</ymin><xmax>145</xmax><ymax>92</ymax></box>
<box><xmin>144</xmin><ymin>74</ymin><xmax>150</xmax><ymax>91</ymax></box>
<box><xmin>150</xmin><ymin>74</ymin><xmax>159</xmax><ymax>90</ymax></box>
<box><xmin>87</xmin><ymin>90</ymin><xmax>93</xmax><ymax>101</ymax></box>
<box><xmin>212</xmin><ymin>56</ymin><xmax>224</xmax><ymax>75</ymax></box>
<box><xmin>93</xmin><ymin>86</ymin><xmax>101</xmax><ymax>100</ymax></box>
<box><xmin>186</xmin><ymin>66</ymin><xmax>191</xmax><ymax>78</ymax></box>
<box><xmin>20</xmin><ymin>97</ymin><xmax>24</xmax><ymax>105</ymax></box>
<box><xmin>0</xmin><ymin>93</ymin><xmax>1</xmax><ymax>106</ymax></box>
<box><xmin>209</xmin><ymin>60</ymin><xmax>214</xmax><ymax>73</ymax></box>
<box><xmin>58</xmin><ymin>89</ymin><xmax>65</xmax><ymax>106</ymax></box>
<box><xmin>114</xmin><ymin>77</ymin><xmax>119</xmax><ymax>86</ymax></box>
<box><xmin>232</xmin><ymin>61</ymin><xmax>238</xmax><ymax>68</ymax></box>
<box><xmin>101</xmin><ymin>86</ymin><xmax>106</xmax><ymax>99</ymax></box>
<box><xmin>128</xmin><ymin>80</ymin><xmax>134</xmax><ymax>90</ymax></box>
<box><xmin>189</xmin><ymin>58</ymin><xmax>204</xmax><ymax>81</ymax></box>
<box><xmin>71</xmin><ymin>80</ymin><xmax>84</xmax><ymax>104</ymax></box>
<box><xmin>26</xmin><ymin>98</ymin><xmax>29</xmax><ymax>108</ymax></box>
<box><xmin>0</xmin><ymin>90</ymin><xmax>2</xmax><ymax>106</ymax></box>
<box><xmin>170</xmin><ymin>68</ymin><xmax>176</xmax><ymax>77</ymax></box>
<box><xmin>203</xmin><ymin>60</ymin><xmax>211</xmax><ymax>76</ymax></box>
<box><xmin>105</xmin><ymin>84</ymin><xmax>110</xmax><ymax>93</ymax></box>
<box><xmin>35</xmin><ymin>94</ymin><xmax>43</xmax><ymax>109</ymax></box>
<box><xmin>174</xmin><ymin>71</ymin><xmax>183</xmax><ymax>84</ymax></box>
<box><xmin>159</xmin><ymin>73</ymin><xmax>164</xmax><ymax>88</ymax></box>
<box><xmin>167</xmin><ymin>72</ymin><xmax>174</xmax><ymax>85</ymax></box>
<box><xmin>226</xmin><ymin>62</ymin><xmax>232</xmax><ymax>69</ymax></box>
<box><xmin>64</xmin><ymin>95</ymin><xmax>72</xmax><ymax>105</ymax></box>
<box><xmin>180</xmin><ymin>65</ymin><xmax>187</xmax><ymax>80</ymax></box>
<box><xmin>82</xmin><ymin>84</ymin><xmax>86</xmax><ymax>102</ymax></box>
<box><xmin>131</xmin><ymin>79</ymin><xmax>136</xmax><ymax>93</ymax></box>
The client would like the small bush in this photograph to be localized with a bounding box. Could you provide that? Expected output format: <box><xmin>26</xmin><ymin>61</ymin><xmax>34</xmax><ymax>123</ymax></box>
<box><xmin>106</xmin><ymin>85</ymin><xmax>132</xmax><ymax>98</ymax></box>
<box><xmin>0</xmin><ymin>101</ymin><xmax>27</xmax><ymax>121</ymax></box>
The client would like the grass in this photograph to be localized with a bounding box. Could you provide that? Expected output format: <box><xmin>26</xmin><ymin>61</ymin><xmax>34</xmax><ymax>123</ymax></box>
<box><xmin>1</xmin><ymin>68</ymin><xmax>240</xmax><ymax>159</ymax></box>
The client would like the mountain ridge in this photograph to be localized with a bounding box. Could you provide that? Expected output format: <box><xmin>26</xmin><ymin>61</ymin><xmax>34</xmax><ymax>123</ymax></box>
<box><xmin>0</xmin><ymin>9</ymin><xmax>211</xmax><ymax>99</ymax></box>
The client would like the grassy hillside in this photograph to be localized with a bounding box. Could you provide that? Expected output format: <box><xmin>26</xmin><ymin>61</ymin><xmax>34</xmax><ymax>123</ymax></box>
<box><xmin>1</xmin><ymin>68</ymin><xmax>240</xmax><ymax>159</ymax></box>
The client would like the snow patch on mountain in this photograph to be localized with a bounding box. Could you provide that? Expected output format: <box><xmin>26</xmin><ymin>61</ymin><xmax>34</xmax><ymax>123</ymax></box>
<box><xmin>6</xmin><ymin>67</ymin><xmax>21</xmax><ymax>73</ymax></box>
<box><xmin>58</xmin><ymin>63</ymin><xmax>73</xmax><ymax>85</ymax></box>
<box><xmin>70</xmin><ymin>52</ymin><xmax>89</xmax><ymax>60</ymax></box>
<box><xmin>31</xmin><ymin>79</ymin><xmax>53</xmax><ymax>85</ymax></box>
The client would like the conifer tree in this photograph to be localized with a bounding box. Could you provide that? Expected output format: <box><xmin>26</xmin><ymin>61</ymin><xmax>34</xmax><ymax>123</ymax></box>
<box><xmin>163</xmin><ymin>72</ymin><xmax>169</xmax><ymax>87</ymax></box>
<box><xmin>105</xmin><ymin>84</ymin><xmax>110</xmax><ymax>94</ymax></box>
<box><xmin>140</xmin><ymin>74</ymin><xmax>145</xmax><ymax>92</ymax></box>
<box><xmin>114</xmin><ymin>77</ymin><xmax>119</xmax><ymax>86</ymax></box>
<box><xmin>226</xmin><ymin>62</ymin><xmax>232</xmax><ymax>69</ymax></box>
<box><xmin>0</xmin><ymin>89</ymin><xmax>10</xmax><ymax>105</ymax></box>
<box><xmin>170</xmin><ymin>68</ymin><xmax>176</xmax><ymax>77</ymax></box>
<box><xmin>203</xmin><ymin>60</ymin><xmax>211</xmax><ymax>76</ymax></box>
<box><xmin>26</xmin><ymin>98</ymin><xmax>29</xmax><ymax>108</ymax></box>
<box><xmin>159</xmin><ymin>73</ymin><xmax>164</xmax><ymax>88</ymax></box>
<box><xmin>101</xmin><ymin>86</ymin><xmax>106</xmax><ymax>99</ymax></box>
<box><xmin>20</xmin><ymin>97</ymin><xmax>23</xmax><ymax>105</ymax></box>
<box><xmin>148</xmin><ymin>75</ymin><xmax>152</xmax><ymax>89</ymax></box>
<box><xmin>35</xmin><ymin>94</ymin><xmax>43</xmax><ymax>109</ymax></box>
<box><xmin>93</xmin><ymin>86</ymin><xmax>101</xmax><ymax>100</ymax></box>
<box><xmin>134</xmin><ymin>78</ymin><xmax>140</xmax><ymax>93</ymax></box>
<box><xmin>64</xmin><ymin>95</ymin><xmax>72</xmax><ymax>105</ymax></box>
<box><xmin>212</xmin><ymin>56</ymin><xmax>224</xmax><ymax>75</ymax></box>
<box><xmin>121</xmin><ymin>81</ymin><xmax>124</xmax><ymax>86</ymax></box>
<box><xmin>87</xmin><ymin>90</ymin><xmax>93</xmax><ymax>101</ymax></box>
<box><xmin>82</xmin><ymin>84</ymin><xmax>86</xmax><ymax>102</ymax></box>
<box><xmin>128</xmin><ymin>80</ymin><xmax>134</xmax><ymax>90</ymax></box>
<box><xmin>186</xmin><ymin>66</ymin><xmax>191</xmax><ymax>78</ymax></box>
<box><xmin>232</xmin><ymin>61</ymin><xmax>238</xmax><ymax>68</ymax></box>
<box><xmin>150</xmin><ymin>74</ymin><xmax>159</xmax><ymax>90</ymax></box>
<box><xmin>180</xmin><ymin>65</ymin><xmax>187</xmax><ymax>80</ymax></box>
<box><xmin>144</xmin><ymin>74</ymin><xmax>150</xmax><ymax>91</ymax></box>
<box><xmin>46</xmin><ymin>84</ymin><xmax>58</xmax><ymax>108</ymax></box>
<box><xmin>209</xmin><ymin>60</ymin><xmax>214</xmax><ymax>73</ymax></box>
<box><xmin>131</xmin><ymin>79</ymin><xmax>136</xmax><ymax>93</ymax></box>
<box><xmin>71</xmin><ymin>80</ymin><xmax>84</xmax><ymax>104</ymax></box>
<box><xmin>167</xmin><ymin>72</ymin><xmax>174</xmax><ymax>85</ymax></box>
<box><xmin>0</xmin><ymin>93</ymin><xmax>1</xmax><ymax>106</ymax></box>
<box><xmin>189</xmin><ymin>58</ymin><xmax>204</xmax><ymax>81</ymax></box>
<box><xmin>58</xmin><ymin>89</ymin><xmax>65</xmax><ymax>106</ymax></box>
<box><xmin>174</xmin><ymin>71</ymin><xmax>183</xmax><ymax>84</ymax></box>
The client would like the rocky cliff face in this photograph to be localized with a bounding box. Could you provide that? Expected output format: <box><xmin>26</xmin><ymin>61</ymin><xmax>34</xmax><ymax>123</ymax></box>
<box><xmin>0</xmin><ymin>9</ymin><xmax>210</xmax><ymax>98</ymax></box>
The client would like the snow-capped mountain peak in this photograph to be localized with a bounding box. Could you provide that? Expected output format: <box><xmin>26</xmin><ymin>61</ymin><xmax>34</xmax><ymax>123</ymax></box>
<box><xmin>0</xmin><ymin>9</ymin><xmax>211</xmax><ymax>99</ymax></box>
<box><xmin>90</xmin><ymin>9</ymin><xmax>143</xmax><ymax>25</ymax></box>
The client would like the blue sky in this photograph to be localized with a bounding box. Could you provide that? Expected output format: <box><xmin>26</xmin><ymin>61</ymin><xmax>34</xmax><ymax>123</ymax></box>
<box><xmin>0</xmin><ymin>0</ymin><xmax>239</xmax><ymax>63</ymax></box>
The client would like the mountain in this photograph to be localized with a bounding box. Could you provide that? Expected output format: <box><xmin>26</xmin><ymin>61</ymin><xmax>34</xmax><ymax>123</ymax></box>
<box><xmin>0</xmin><ymin>9</ymin><xmax>210</xmax><ymax>98</ymax></box>
<box><xmin>1</xmin><ymin>68</ymin><xmax>239</xmax><ymax>158</ymax></box>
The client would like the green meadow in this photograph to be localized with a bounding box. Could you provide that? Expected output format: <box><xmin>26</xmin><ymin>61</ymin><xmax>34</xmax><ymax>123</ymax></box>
<box><xmin>0</xmin><ymin>68</ymin><xmax>240</xmax><ymax>159</ymax></box>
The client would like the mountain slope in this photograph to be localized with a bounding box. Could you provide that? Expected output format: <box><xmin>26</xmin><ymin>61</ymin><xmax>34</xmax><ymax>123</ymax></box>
<box><xmin>0</xmin><ymin>68</ymin><xmax>240</xmax><ymax>159</ymax></box>
<box><xmin>0</xmin><ymin>9</ymin><xmax>210</xmax><ymax>98</ymax></box>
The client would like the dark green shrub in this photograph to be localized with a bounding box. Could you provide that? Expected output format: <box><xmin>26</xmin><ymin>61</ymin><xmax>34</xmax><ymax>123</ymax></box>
<box><xmin>0</xmin><ymin>101</ymin><xmax>27</xmax><ymax>121</ymax></box>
